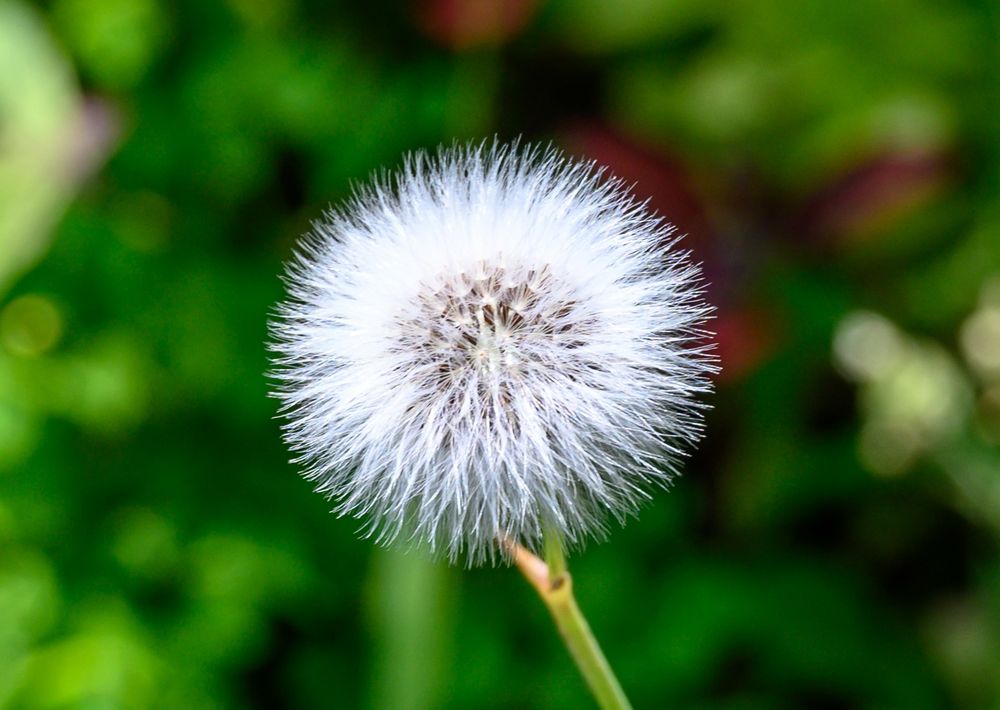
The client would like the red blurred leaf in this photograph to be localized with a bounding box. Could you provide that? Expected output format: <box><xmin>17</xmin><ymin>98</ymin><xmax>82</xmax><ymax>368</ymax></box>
<box><xmin>561</xmin><ymin>123</ymin><xmax>713</xmax><ymax>253</ymax></box>
<box><xmin>414</xmin><ymin>0</ymin><xmax>541</xmax><ymax>50</ymax></box>
<box><xmin>562</xmin><ymin>124</ymin><xmax>779</xmax><ymax>381</ymax></box>
<box><xmin>713</xmin><ymin>307</ymin><xmax>780</xmax><ymax>383</ymax></box>
<box><xmin>793</xmin><ymin>150</ymin><xmax>950</xmax><ymax>247</ymax></box>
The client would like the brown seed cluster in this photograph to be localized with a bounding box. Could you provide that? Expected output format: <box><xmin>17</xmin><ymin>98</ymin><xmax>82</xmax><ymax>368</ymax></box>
<box><xmin>397</xmin><ymin>260</ymin><xmax>586</xmax><ymax>388</ymax></box>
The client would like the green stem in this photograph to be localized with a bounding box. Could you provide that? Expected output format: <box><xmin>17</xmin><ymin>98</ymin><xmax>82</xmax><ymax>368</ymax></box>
<box><xmin>542</xmin><ymin>519</ymin><xmax>567</xmax><ymax>578</ymax></box>
<box><xmin>512</xmin><ymin>532</ymin><xmax>633</xmax><ymax>710</ymax></box>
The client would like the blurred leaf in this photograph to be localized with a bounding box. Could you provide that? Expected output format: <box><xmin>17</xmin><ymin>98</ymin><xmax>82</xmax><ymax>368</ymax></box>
<box><xmin>0</xmin><ymin>2</ymin><xmax>84</xmax><ymax>296</ymax></box>
<box><xmin>52</xmin><ymin>0</ymin><xmax>171</xmax><ymax>90</ymax></box>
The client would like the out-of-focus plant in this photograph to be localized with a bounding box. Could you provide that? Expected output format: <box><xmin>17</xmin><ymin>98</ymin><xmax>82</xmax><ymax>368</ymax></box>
<box><xmin>834</xmin><ymin>276</ymin><xmax>1000</xmax><ymax>707</ymax></box>
<box><xmin>0</xmin><ymin>2</ymin><xmax>117</xmax><ymax>297</ymax></box>
<box><xmin>3</xmin><ymin>0</ymin><xmax>999</xmax><ymax>706</ymax></box>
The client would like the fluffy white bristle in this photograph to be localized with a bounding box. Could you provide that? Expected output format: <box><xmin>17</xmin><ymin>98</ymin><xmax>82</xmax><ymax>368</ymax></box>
<box><xmin>270</xmin><ymin>141</ymin><xmax>716</xmax><ymax>565</ymax></box>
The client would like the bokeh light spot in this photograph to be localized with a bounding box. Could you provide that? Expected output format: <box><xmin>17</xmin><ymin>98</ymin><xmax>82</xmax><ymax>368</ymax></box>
<box><xmin>961</xmin><ymin>306</ymin><xmax>1000</xmax><ymax>380</ymax></box>
<box><xmin>0</xmin><ymin>294</ymin><xmax>63</xmax><ymax>357</ymax></box>
<box><xmin>833</xmin><ymin>310</ymin><xmax>904</xmax><ymax>381</ymax></box>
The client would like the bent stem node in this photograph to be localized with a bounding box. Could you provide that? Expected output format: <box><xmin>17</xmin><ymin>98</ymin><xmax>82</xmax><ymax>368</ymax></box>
<box><xmin>507</xmin><ymin>532</ymin><xmax>633</xmax><ymax>710</ymax></box>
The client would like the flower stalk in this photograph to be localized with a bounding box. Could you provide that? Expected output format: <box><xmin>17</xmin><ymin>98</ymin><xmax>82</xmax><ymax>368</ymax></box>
<box><xmin>510</xmin><ymin>537</ymin><xmax>633</xmax><ymax>710</ymax></box>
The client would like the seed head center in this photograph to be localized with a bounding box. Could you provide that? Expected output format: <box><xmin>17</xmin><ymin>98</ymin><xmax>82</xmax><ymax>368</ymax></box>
<box><xmin>404</xmin><ymin>260</ymin><xmax>578</xmax><ymax>381</ymax></box>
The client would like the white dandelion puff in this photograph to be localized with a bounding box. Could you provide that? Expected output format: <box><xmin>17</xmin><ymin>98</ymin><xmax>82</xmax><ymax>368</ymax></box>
<box><xmin>270</xmin><ymin>141</ymin><xmax>716</xmax><ymax>565</ymax></box>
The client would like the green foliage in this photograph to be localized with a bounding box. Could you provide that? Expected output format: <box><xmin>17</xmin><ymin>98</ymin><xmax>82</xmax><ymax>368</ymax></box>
<box><xmin>2</xmin><ymin>0</ymin><xmax>999</xmax><ymax>707</ymax></box>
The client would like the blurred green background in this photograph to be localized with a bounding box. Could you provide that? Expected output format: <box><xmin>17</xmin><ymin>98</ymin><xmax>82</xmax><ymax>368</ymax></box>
<box><xmin>2</xmin><ymin>0</ymin><xmax>1000</xmax><ymax>707</ymax></box>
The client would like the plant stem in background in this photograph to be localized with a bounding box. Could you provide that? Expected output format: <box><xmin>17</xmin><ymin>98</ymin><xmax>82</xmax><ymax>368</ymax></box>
<box><xmin>509</xmin><ymin>537</ymin><xmax>633</xmax><ymax>710</ymax></box>
<box><xmin>367</xmin><ymin>548</ymin><xmax>454</xmax><ymax>710</ymax></box>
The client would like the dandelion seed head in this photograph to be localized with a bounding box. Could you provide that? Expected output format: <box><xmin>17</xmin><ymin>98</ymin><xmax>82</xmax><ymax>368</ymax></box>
<box><xmin>270</xmin><ymin>141</ymin><xmax>716</xmax><ymax>565</ymax></box>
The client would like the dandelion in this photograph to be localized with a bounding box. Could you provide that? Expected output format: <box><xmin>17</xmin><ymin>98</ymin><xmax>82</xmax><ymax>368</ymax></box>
<box><xmin>270</xmin><ymin>142</ymin><xmax>714</xmax><ymax>565</ymax></box>
<box><xmin>271</xmin><ymin>141</ymin><xmax>716</xmax><ymax>709</ymax></box>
